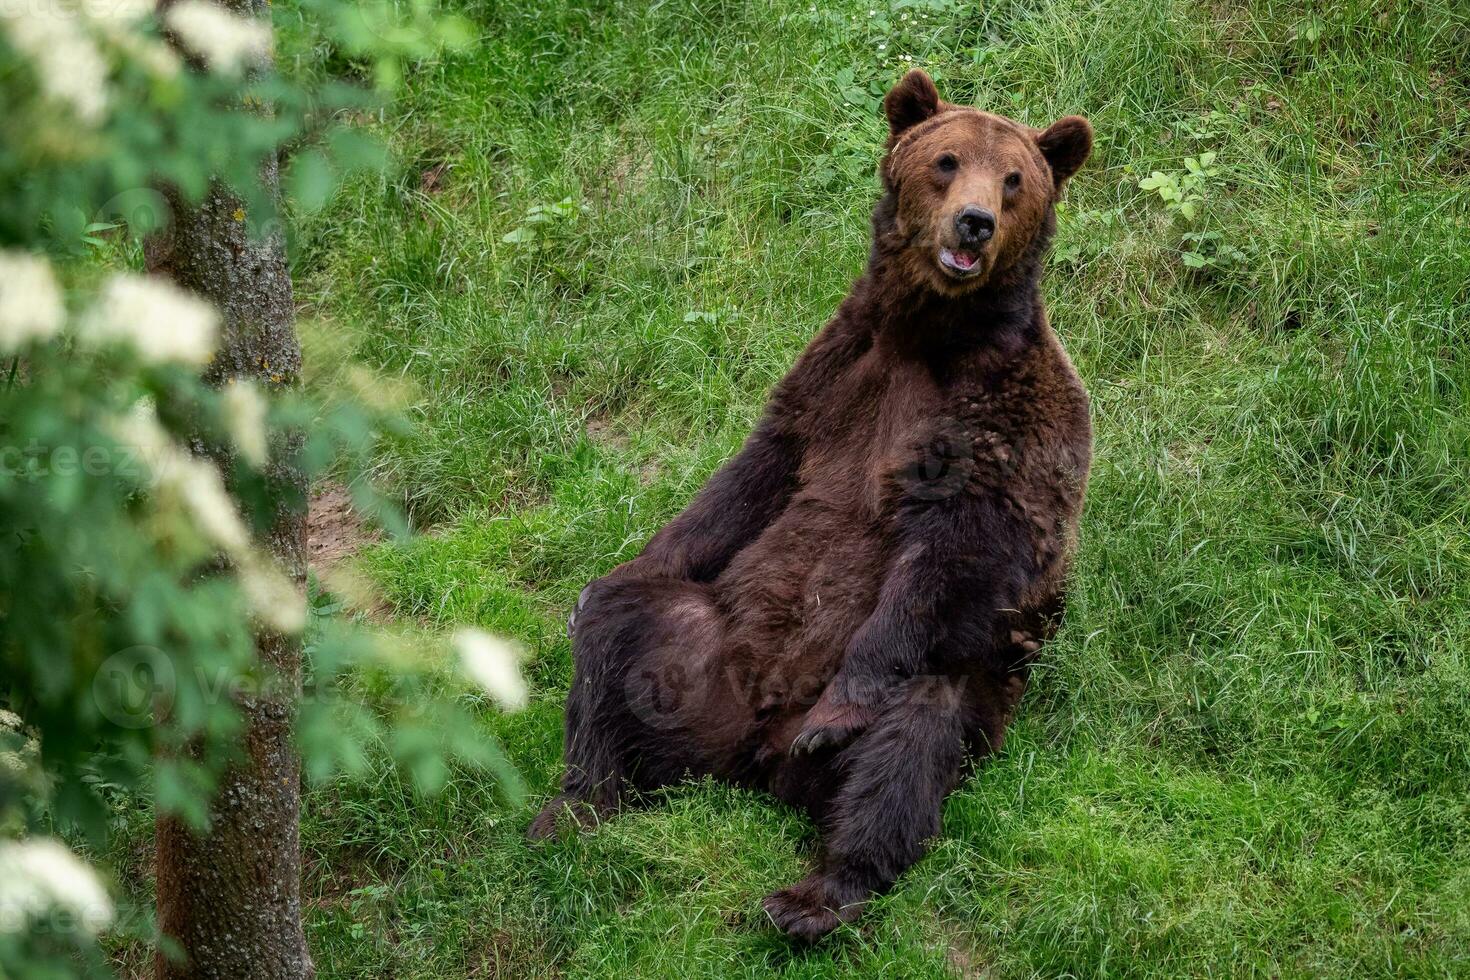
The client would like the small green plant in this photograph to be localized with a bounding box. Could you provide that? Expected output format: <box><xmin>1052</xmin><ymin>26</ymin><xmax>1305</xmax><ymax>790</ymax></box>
<box><xmin>1179</xmin><ymin>230</ymin><xmax>1250</xmax><ymax>270</ymax></box>
<box><xmin>1137</xmin><ymin>152</ymin><xmax>1245</xmax><ymax>272</ymax></box>
<box><xmin>1177</xmin><ymin>110</ymin><xmax>1235</xmax><ymax>143</ymax></box>
<box><xmin>1137</xmin><ymin>151</ymin><xmax>1219</xmax><ymax>221</ymax></box>
<box><xmin>1054</xmin><ymin>204</ymin><xmax>1125</xmax><ymax>267</ymax></box>
<box><xmin>501</xmin><ymin>196</ymin><xmax>587</xmax><ymax>244</ymax></box>
<box><xmin>828</xmin><ymin>65</ymin><xmax>895</xmax><ymax>114</ymax></box>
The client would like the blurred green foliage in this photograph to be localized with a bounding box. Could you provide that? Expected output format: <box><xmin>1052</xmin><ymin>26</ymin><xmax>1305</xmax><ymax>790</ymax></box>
<box><xmin>0</xmin><ymin>0</ymin><xmax>510</xmax><ymax>975</ymax></box>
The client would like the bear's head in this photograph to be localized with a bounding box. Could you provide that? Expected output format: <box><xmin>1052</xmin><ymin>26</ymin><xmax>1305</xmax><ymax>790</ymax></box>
<box><xmin>877</xmin><ymin>69</ymin><xmax>1092</xmax><ymax>296</ymax></box>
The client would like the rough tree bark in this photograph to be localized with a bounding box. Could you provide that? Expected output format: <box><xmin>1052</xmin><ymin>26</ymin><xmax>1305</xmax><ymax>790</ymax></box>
<box><xmin>146</xmin><ymin>0</ymin><xmax>312</xmax><ymax>972</ymax></box>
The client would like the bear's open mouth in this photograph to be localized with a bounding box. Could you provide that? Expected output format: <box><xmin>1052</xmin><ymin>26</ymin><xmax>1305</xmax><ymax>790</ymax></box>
<box><xmin>938</xmin><ymin>247</ymin><xmax>983</xmax><ymax>277</ymax></box>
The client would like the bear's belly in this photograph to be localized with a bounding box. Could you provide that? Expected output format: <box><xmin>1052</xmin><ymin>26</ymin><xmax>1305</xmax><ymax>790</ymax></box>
<box><xmin>713</xmin><ymin>492</ymin><xmax>887</xmax><ymax>711</ymax></box>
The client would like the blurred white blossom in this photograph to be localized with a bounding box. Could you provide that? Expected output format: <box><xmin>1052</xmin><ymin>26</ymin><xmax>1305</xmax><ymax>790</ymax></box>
<box><xmin>0</xmin><ymin>251</ymin><xmax>63</xmax><ymax>352</ymax></box>
<box><xmin>110</xmin><ymin>405</ymin><xmax>249</xmax><ymax>553</ymax></box>
<box><xmin>164</xmin><ymin>0</ymin><xmax>271</xmax><ymax>74</ymax></box>
<box><xmin>0</xmin><ymin>0</ymin><xmax>110</xmax><ymax>123</ymax></box>
<box><xmin>0</xmin><ymin>838</ymin><xmax>113</xmax><ymax>936</ymax></box>
<box><xmin>238</xmin><ymin>553</ymin><xmax>306</xmax><ymax>634</ymax></box>
<box><xmin>223</xmin><ymin>380</ymin><xmax>269</xmax><ymax>467</ymax></box>
<box><xmin>454</xmin><ymin>629</ymin><xmax>528</xmax><ymax>710</ymax></box>
<box><xmin>99</xmin><ymin>21</ymin><xmax>182</xmax><ymax>78</ymax></box>
<box><xmin>110</xmin><ymin>404</ymin><xmax>306</xmax><ymax>632</ymax></box>
<box><xmin>110</xmin><ymin>400</ymin><xmax>174</xmax><ymax>469</ymax></box>
<box><xmin>174</xmin><ymin>455</ymin><xmax>251</xmax><ymax>554</ymax></box>
<box><xmin>83</xmin><ymin>274</ymin><xmax>218</xmax><ymax>366</ymax></box>
<box><xmin>79</xmin><ymin>0</ymin><xmax>154</xmax><ymax>23</ymax></box>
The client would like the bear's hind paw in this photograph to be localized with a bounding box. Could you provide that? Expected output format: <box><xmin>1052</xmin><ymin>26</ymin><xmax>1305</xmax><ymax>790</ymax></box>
<box><xmin>526</xmin><ymin>792</ymin><xmax>611</xmax><ymax>842</ymax></box>
<box><xmin>761</xmin><ymin>873</ymin><xmax>866</xmax><ymax>941</ymax></box>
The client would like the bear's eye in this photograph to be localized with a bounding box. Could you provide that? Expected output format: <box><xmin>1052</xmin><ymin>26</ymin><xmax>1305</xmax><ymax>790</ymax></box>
<box><xmin>1004</xmin><ymin>171</ymin><xmax>1022</xmax><ymax>190</ymax></box>
<box><xmin>935</xmin><ymin>154</ymin><xmax>959</xmax><ymax>174</ymax></box>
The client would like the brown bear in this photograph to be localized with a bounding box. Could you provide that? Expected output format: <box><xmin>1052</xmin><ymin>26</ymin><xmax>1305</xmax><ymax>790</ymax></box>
<box><xmin>529</xmin><ymin>69</ymin><xmax>1094</xmax><ymax>941</ymax></box>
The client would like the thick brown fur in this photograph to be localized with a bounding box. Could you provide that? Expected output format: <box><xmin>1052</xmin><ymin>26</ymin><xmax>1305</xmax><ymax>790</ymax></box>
<box><xmin>530</xmin><ymin>70</ymin><xmax>1094</xmax><ymax>942</ymax></box>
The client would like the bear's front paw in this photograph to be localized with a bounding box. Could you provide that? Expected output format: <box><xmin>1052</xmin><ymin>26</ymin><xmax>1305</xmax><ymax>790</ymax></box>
<box><xmin>789</xmin><ymin>696</ymin><xmax>876</xmax><ymax>755</ymax></box>
<box><xmin>762</xmin><ymin>872</ymin><xmax>866</xmax><ymax>941</ymax></box>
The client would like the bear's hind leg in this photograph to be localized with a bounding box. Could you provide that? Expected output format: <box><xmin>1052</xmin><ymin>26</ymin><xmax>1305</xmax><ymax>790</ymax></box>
<box><xmin>762</xmin><ymin>674</ymin><xmax>980</xmax><ymax>940</ymax></box>
<box><xmin>529</xmin><ymin>577</ymin><xmax>727</xmax><ymax>840</ymax></box>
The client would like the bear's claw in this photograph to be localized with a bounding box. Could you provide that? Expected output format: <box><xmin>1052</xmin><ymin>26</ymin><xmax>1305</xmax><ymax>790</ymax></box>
<box><xmin>789</xmin><ymin>723</ymin><xmax>853</xmax><ymax>755</ymax></box>
<box><xmin>790</xmin><ymin>699</ymin><xmax>875</xmax><ymax>755</ymax></box>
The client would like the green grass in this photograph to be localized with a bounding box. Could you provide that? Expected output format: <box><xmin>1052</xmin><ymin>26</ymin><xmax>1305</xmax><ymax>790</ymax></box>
<box><xmin>282</xmin><ymin>0</ymin><xmax>1470</xmax><ymax>974</ymax></box>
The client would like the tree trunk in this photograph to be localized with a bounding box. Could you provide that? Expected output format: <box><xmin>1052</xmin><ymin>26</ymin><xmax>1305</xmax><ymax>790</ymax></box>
<box><xmin>146</xmin><ymin>92</ymin><xmax>313</xmax><ymax>980</ymax></box>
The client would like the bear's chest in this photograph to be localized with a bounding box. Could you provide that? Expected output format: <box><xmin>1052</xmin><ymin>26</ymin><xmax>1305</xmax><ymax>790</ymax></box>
<box><xmin>795</xmin><ymin>352</ymin><xmax>1028</xmax><ymax>514</ymax></box>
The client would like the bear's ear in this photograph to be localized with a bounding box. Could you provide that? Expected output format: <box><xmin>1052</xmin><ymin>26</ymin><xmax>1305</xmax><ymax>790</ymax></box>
<box><xmin>884</xmin><ymin>69</ymin><xmax>941</xmax><ymax>144</ymax></box>
<box><xmin>1035</xmin><ymin>116</ymin><xmax>1093</xmax><ymax>187</ymax></box>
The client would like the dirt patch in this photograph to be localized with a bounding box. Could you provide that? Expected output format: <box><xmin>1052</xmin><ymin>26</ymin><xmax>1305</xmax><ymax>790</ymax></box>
<box><xmin>585</xmin><ymin>415</ymin><xmax>631</xmax><ymax>452</ymax></box>
<box><xmin>602</xmin><ymin>139</ymin><xmax>656</xmax><ymax>203</ymax></box>
<box><xmin>308</xmin><ymin>483</ymin><xmax>380</xmax><ymax>573</ymax></box>
<box><xmin>925</xmin><ymin>913</ymin><xmax>994</xmax><ymax>979</ymax></box>
<box><xmin>585</xmin><ymin>416</ymin><xmax>662</xmax><ymax>485</ymax></box>
<box><xmin>419</xmin><ymin>162</ymin><xmax>450</xmax><ymax>195</ymax></box>
<box><xmin>946</xmin><ymin>939</ymin><xmax>993</xmax><ymax>979</ymax></box>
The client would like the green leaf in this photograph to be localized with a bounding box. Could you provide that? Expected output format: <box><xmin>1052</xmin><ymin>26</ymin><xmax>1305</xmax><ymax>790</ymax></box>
<box><xmin>286</xmin><ymin>150</ymin><xmax>337</xmax><ymax>216</ymax></box>
<box><xmin>156</xmin><ymin>759</ymin><xmax>212</xmax><ymax>829</ymax></box>
<box><xmin>329</xmin><ymin>128</ymin><xmax>390</xmax><ymax>174</ymax></box>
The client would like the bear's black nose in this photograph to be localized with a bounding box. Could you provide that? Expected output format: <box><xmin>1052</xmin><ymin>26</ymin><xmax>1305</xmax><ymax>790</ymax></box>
<box><xmin>955</xmin><ymin>207</ymin><xmax>995</xmax><ymax>245</ymax></box>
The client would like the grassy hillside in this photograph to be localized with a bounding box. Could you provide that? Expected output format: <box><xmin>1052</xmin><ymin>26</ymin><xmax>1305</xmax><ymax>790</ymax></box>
<box><xmin>284</xmin><ymin>0</ymin><xmax>1470</xmax><ymax>975</ymax></box>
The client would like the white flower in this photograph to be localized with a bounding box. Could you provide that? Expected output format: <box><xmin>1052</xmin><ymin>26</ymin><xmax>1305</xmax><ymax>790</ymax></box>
<box><xmin>237</xmin><ymin>554</ymin><xmax>306</xmax><ymax>634</ymax></box>
<box><xmin>0</xmin><ymin>838</ymin><xmax>113</xmax><ymax>936</ymax></box>
<box><xmin>110</xmin><ymin>400</ymin><xmax>175</xmax><ymax>473</ymax></box>
<box><xmin>454</xmin><ymin>629</ymin><xmax>528</xmax><ymax>710</ymax></box>
<box><xmin>110</xmin><ymin>404</ymin><xmax>249</xmax><ymax>554</ymax></box>
<box><xmin>164</xmin><ymin>0</ymin><xmax>271</xmax><ymax>74</ymax></box>
<box><xmin>0</xmin><ymin>709</ymin><xmax>22</xmax><ymax>731</ymax></box>
<box><xmin>0</xmin><ymin>0</ymin><xmax>110</xmax><ymax>123</ymax></box>
<box><xmin>0</xmin><ymin>251</ymin><xmax>64</xmax><ymax>352</ymax></box>
<box><xmin>174</xmin><ymin>456</ymin><xmax>250</xmax><ymax>554</ymax></box>
<box><xmin>222</xmin><ymin>380</ymin><xmax>269</xmax><ymax>467</ymax></box>
<box><xmin>98</xmin><ymin>21</ymin><xmax>182</xmax><ymax>78</ymax></box>
<box><xmin>83</xmin><ymin>274</ymin><xmax>218</xmax><ymax>366</ymax></box>
<box><xmin>110</xmin><ymin>404</ymin><xmax>304</xmax><ymax>632</ymax></box>
<box><xmin>109</xmin><ymin>404</ymin><xmax>304</xmax><ymax>633</ymax></box>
